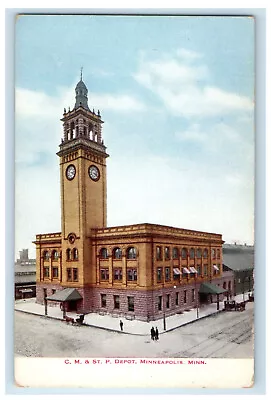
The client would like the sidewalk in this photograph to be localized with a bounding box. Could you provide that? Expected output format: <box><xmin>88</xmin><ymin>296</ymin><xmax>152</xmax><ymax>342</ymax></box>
<box><xmin>14</xmin><ymin>293</ymin><xmax>250</xmax><ymax>336</ymax></box>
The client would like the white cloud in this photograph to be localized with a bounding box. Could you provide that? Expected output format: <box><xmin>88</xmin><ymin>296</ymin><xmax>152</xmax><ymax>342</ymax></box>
<box><xmin>134</xmin><ymin>53</ymin><xmax>253</xmax><ymax>118</ymax></box>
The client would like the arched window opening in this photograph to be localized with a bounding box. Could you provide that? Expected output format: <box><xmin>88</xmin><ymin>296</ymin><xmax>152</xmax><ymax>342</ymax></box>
<box><xmin>100</xmin><ymin>248</ymin><xmax>109</xmax><ymax>259</ymax></box>
<box><xmin>66</xmin><ymin>248</ymin><xmax>71</xmax><ymax>261</ymax></box>
<box><xmin>196</xmin><ymin>248</ymin><xmax>202</xmax><ymax>258</ymax></box>
<box><xmin>73</xmin><ymin>248</ymin><xmax>78</xmax><ymax>260</ymax></box>
<box><xmin>43</xmin><ymin>250</ymin><xmax>50</xmax><ymax>260</ymax></box>
<box><xmin>113</xmin><ymin>247</ymin><xmax>122</xmax><ymax>259</ymax></box>
<box><xmin>52</xmin><ymin>250</ymin><xmax>59</xmax><ymax>261</ymax></box>
<box><xmin>127</xmin><ymin>247</ymin><xmax>137</xmax><ymax>259</ymax></box>
<box><xmin>181</xmin><ymin>248</ymin><xmax>188</xmax><ymax>258</ymax></box>
<box><xmin>172</xmin><ymin>247</ymin><xmax>179</xmax><ymax>259</ymax></box>
<box><xmin>189</xmin><ymin>248</ymin><xmax>195</xmax><ymax>258</ymax></box>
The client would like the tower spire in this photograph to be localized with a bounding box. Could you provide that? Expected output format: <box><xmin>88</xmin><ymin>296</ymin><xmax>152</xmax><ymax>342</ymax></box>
<box><xmin>80</xmin><ymin>67</ymin><xmax>83</xmax><ymax>81</ymax></box>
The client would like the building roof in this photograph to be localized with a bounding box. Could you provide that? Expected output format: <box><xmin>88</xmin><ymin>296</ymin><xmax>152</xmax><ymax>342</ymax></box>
<box><xmin>15</xmin><ymin>273</ymin><xmax>36</xmax><ymax>284</ymax></box>
<box><xmin>223</xmin><ymin>251</ymin><xmax>254</xmax><ymax>271</ymax></box>
<box><xmin>46</xmin><ymin>288</ymin><xmax>82</xmax><ymax>302</ymax></box>
<box><xmin>199</xmin><ymin>282</ymin><xmax>227</xmax><ymax>295</ymax></box>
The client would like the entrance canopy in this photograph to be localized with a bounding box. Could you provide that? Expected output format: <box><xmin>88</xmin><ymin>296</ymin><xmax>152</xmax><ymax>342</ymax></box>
<box><xmin>199</xmin><ymin>282</ymin><xmax>227</xmax><ymax>295</ymax></box>
<box><xmin>46</xmin><ymin>288</ymin><xmax>82</xmax><ymax>302</ymax></box>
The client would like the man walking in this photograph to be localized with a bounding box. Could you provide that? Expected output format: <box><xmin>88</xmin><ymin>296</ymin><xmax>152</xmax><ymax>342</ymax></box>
<box><xmin>155</xmin><ymin>327</ymin><xmax>159</xmax><ymax>341</ymax></box>
<box><xmin>151</xmin><ymin>326</ymin><xmax>155</xmax><ymax>340</ymax></box>
<box><xmin>120</xmin><ymin>320</ymin><xmax>123</xmax><ymax>331</ymax></box>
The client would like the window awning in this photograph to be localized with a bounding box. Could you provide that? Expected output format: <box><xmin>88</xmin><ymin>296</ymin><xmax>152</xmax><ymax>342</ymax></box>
<box><xmin>173</xmin><ymin>268</ymin><xmax>181</xmax><ymax>275</ymax></box>
<box><xmin>199</xmin><ymin>282</ymin><xmax>227</xmax><ymax>295</ymax></box>
<box><xmin>189</xmin><ymin>267</ymin><xmax>198</xmax><ymax>274</ymax></box>
<box><xmin>46</xmin><ymin>288</ymin><xmax>82</xmax><ymax>302</ymax></box>
<box><xmin>182</xmin><ymin>267</ymin><xmax>190</xmax><ymax>274</ymax></box>
<box><xmin>213</xmin><ymin>265</ymin><xmax>219</xmax><ymax>271</ymax></box>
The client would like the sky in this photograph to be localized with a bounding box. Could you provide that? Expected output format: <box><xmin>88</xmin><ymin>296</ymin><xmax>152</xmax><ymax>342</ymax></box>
<box><xmin>15</xmin><ymin>15</ymin><xmax>255</xmax><ymax>258</ymax></box>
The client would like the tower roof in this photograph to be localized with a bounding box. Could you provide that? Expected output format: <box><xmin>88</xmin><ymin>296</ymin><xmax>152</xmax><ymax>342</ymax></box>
<box><xmin>74</xmin><ymin>69</ymin><xmax>90</xmax><ymax>111</ymax></box>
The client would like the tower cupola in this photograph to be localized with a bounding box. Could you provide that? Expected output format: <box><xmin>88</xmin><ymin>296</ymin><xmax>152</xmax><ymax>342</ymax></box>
<box><xmin>74</xmin><ymin>68</ymin><xmax>90</xmax><ymax>111</ymax></box>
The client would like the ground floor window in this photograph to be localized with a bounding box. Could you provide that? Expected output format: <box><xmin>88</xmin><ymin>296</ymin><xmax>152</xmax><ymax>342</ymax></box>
<box><xmin>101</xmin><ymin>294</ymin><xmax>106</xmax><ymax>308</ymax></box>
<box><xmin>114</xmin><ymin>295</ymin><xmax>120</xmax><ymax>309</ymax></box>
<box><xmin>166</xmin><ymin>294</ymin><xmax>170</xmax><ymax>308</ymax></box>
<box><xmin>175</xmin><ymin>292</ymin><xmax>179</xmax><ymax>305</ymax></box>
<box><xmin>52</xmin><ymin>289</ymin><xmax>56</xmax><ymax>294</ymax></box>
<box><xmin>192</xmin><ymin>289</ymin><xmax>195</xmax><ymax>302</ymax></box>
<box><xmin>158</xmin><ymin>295</ymin><xmax>162</xmax><ymax>311</ymax></box>
<box><xmin>165</xmin><ymin>267</ymin><xmax>170</xmax><ymax>282</ymax></box>
<box><xmin>184</xmin><ymin>290</ymin><xmax>187</xmax><ymax>304</ymax></box>
<box><xmin>127</xmin><ymin>296</ymin><xmax>134</xmax><ymax>312</ymax></box>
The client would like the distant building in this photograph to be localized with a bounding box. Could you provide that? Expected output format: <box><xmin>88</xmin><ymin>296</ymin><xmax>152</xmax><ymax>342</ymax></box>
<box><xmin>223</xmin><ymin>244</ymin><xmax>254</xmax><ymax>296</ymax></box>
<box><xmin>15</xmin><ymin>250</ymin><xmax>36</xmax><ymax>300</ymax></box>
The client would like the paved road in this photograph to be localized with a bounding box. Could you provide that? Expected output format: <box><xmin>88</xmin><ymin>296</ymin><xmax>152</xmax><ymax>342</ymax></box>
<box><xmin>14</xmin><ymin>302</ymin><xmax>253</xmax><ymax>358</ymax></box>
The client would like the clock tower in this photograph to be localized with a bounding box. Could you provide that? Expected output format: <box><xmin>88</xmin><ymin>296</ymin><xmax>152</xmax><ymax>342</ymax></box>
<box><xmin>57</xmin><ymin>73</ymin><xmax>109</xmax><ymax>287</ymax></box>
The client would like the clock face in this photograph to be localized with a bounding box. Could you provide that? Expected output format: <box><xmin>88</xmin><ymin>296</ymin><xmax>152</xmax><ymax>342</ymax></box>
<box><xmin>89</xmin><ymin>165</ymin><xmax>100</xmax><ymax>181</ymax></box>
<box><xmin>66</xmin><ymin>164</ymin><xmax>76</xmax><ymax>180</ymax></box>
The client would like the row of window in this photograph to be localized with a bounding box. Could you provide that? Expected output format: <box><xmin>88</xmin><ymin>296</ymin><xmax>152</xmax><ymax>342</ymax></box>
<box><xmin>100</xmin><ymin>268</ymin><xmax>137</xmax><ymax>282</ymax></box>
<box><xmin>99</xmin><ymin>290</ymin><xmax>197</xmax><ymax>312</ymax></box>
<box><xmin>43</xmin><ymin>267</ymin><xmax>78</xmax><ymax>282</ymax></box>
<box><xmin>100</xmin><ymin>247</ymin><xmax>137</xmax><ymax>260</ymax></box>
<box><xmin>156</xmin><ymin>246</ymin><xmax>220</xmax><ymax>261</ymax></box>
<box><xmin>43</xmin><ymin>249</ymin><xmax>79</xmax><ymax>262</ymax></box>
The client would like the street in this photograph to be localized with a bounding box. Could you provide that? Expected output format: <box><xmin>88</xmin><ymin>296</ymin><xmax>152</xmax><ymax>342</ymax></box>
<box><xmin>14</xmin><ymin>302</ymin><xmax>253</xmax><ymax>359</ymax></box>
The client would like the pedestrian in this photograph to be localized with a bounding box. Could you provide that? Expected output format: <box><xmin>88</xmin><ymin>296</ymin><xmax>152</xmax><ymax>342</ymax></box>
<box><xmin>151</xmin><ymin>326</ymin><xmax>155</xmax><ymax>340</ymax></box>
<box><xmin>155</xmin><ymin>327</ymin><xmax>159</xmax><ymax>341</ymax></box>
<box><xmin>120</xmin><ymin>320</ymin><xmax>123</xmax><ymax>331</ymax></box>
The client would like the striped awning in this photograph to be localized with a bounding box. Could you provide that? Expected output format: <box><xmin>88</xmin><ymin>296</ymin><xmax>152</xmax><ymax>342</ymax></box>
<box><xmin>213</xmin><ymin>265</ymin><xmax>219</xmax><ymax>271</ymax></box>
<box><xmin>173</xmin><ymin>268</ymin><xmax>181</xmax><ymax>275</ymax></box>
<box><xmin>189</xmin><ymin>267</ymin><xmax>198</xmax><ymax>274</ymax></box>
<box><xmin>182</xmin><ymin>267</ymin><xmax>190</xmax><ymax>274</ymax></box>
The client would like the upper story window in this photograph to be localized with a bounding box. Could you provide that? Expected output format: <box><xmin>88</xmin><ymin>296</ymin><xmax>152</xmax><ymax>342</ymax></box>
<box><xmin>100</xmin><ymin>248</ymin><xmax>109</xmax><ymax>259</ymax></box>
<box><xmin>165</xmin><ymin>267</ymin><xmax>171</xmax><ymax>282</ymax></box>
<box><xmin>67</xmin><ymin>268</ymin><xmax>72</xmax><ymax>282</ymax></box>
<box><xmin>113</xmin><ymin>247</ymin><xmax>122</xmax><ymax>259</ymax></box>
<box><xmin>212</xmin><ymin>248</ymin><xmax>216</xmax><ymax>259</ymax></box>
<box><xmin>73</xmin><ymin>248</ymin><xmax>78</xmax><ymax>260</ymax></box>
<box><xmin>203</xmin><ymin>249</ymin><xmax>208</xmax><ymax>259</ymax></box>
<box><xmin>217</xmin><ymin>249</ymin><xmax>221</xmax><ymax>259</ymax></box>
<box><xmin>127</xmin><ymin>247</ymin><xmax>137</xmax><ymax>259</ymax></box>
<box><xmin>196</xmin><ymin>248</ymin><xmax>202</xmax><ymax>258</ymax></box>
<box><xmin>189</xmin><ymin>248</ymin><xmax>195</xmax><ymax>258</ymax></box>
<box><xmin>52</xmin><ymin>267</ymin><xmax>58</xmax><ymax>278</ymax></box>
<box><xmin>157</xmin><ymin>267</ymin><xmax>162</xmax><ymax>283</ymax></box>
<box><xmin>165</xmin><ymin>247</ymin><xmax>170</xmax><ymax>260</ymax></box>
<box><xmin>113</xmin><ymin>268</ymin><xmax>122</xmax><ymax>281</ymax></box>
<box><xmin>156</xmin><ymin>246</ymin><xmax>162</xmax><ymax>261</ymax></box>
<box><xmin>100</xmin><ymin>268</ymin><xmax>109</xmax><ymax>281</ymax></box>
<box><xmin>52</xmin><ymin>250</ymin><xmax>59</xmax><ymax>261</ymax></box>
<box><xmin>127</xmin><ymin>269</ymin><xmax>137</xmax><ymax>281</ymax></box>
<box><xmin>181</xmin><ymin>248</ymin><xmax>188</xmax><ymax>259</ymax></box>
<box><xmin>172</xmin><ymin>247</ymin><xmax>179</xmax><ymax>259</ymax></box>
<box><xmin>43</xmin><ymin>251</ymin><xmax>50</xmax><ymax>261</ymax></box>
<box><xmin>43</xmin><ymin>267</ymin><xmax>49</xmax><ymax>278</ymax></box>
<box><xmin>66</xmin><ymin>248</ymin><xmax>71</xmax><ymax>261</ymax></box>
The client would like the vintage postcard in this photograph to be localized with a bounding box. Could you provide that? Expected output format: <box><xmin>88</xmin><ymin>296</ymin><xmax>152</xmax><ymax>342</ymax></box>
<box><xmin>14</xmin><ymin>14</ymin><xmax>255</xmax><ymax>390</ymax></box>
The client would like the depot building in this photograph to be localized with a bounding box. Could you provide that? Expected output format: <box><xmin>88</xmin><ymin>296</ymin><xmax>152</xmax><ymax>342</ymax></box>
<box><xmin>34</xmin><ymin>75</ymin><xmax>233</xmax><ymax>321</ymax></box>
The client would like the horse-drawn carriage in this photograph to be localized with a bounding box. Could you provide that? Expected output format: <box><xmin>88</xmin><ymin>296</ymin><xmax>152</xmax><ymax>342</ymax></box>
<box><xmin>224</xmin><ymin>300</ymin><xmax>246</xmax><ymax>312</ymax></box>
